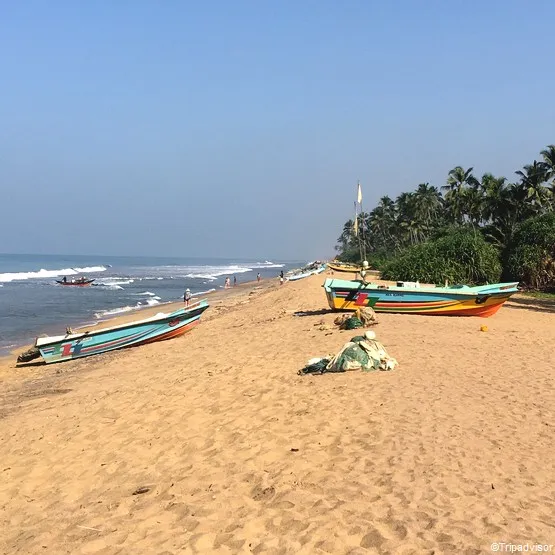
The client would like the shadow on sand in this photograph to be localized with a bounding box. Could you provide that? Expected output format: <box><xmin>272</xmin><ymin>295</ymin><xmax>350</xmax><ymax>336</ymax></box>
<box><xmin>507</xmin><ymin>295</ymin><xmax>555</xmax><ymax>314</ymax></box>
<box><xmin>13</xmin><ymin>360</ymin><xmax>46</xmax><ymax>369</ymax></box>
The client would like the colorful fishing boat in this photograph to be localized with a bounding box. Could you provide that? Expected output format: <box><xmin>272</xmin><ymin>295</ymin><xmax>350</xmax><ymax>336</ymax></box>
<box><xmin>327</xmin><ymin>261</ymin><xmax>362</xmax><ymax>273</ymax></box>
<box><xmin>17</xmin><ymin>300</ymin><xmax>209</xmax><ymax>364</ymax></box>
<box><xmin>323</xmin><ymin>279</ymin><xmax>519</xmax><ymax>317</ymax></box>
<box><xmin>56</xmin><ymin>277</ymin><xmax>95</xmax><ymax>286</ymax></box>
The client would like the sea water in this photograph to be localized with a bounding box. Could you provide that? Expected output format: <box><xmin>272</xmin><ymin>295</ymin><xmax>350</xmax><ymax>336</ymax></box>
<box><xmin>0</xmin><ymin>254</ymin><xmax>301</xmax><ymax>354</ymax></box>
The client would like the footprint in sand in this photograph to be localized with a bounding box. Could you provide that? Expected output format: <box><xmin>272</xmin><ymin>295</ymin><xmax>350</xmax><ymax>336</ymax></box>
<box><xmin>252</xmin><ymin>485</ymin><xmax>276</xmax><ymax>501</ymax></box>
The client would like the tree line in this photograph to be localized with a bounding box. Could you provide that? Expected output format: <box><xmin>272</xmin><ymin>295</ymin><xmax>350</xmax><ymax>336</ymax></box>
<box><xmin>335</xmin><ymin>144</ymin><xmax>555</xmax><ymax>290</ymax></box>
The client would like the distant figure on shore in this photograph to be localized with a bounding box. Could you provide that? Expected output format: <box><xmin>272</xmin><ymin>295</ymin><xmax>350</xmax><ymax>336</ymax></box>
<box><xmin>280</xmin><ymin>270</ymin><xmax>284</xmax><ymax>279</ymax></box>
<box><xmin>62</xmin><ymin>276</ymin><xmax>67</xmax><ymax>283</ymax></box>
<box><xmin>233</xmin><ymin>276</ymin><xmax>237</xmax><ymax>286</ymax></box>
<box><xmin>184</xmin><ymin>288</ymin><xmax>192</xmax><ymax>307</ymax></box>
<box><xmin>280</xmin><ymin>276</ymin><xmax>284</xmax><ymax>286</ymax></box>
<box><xmin>257</xmin><ymin>272</ymin><xmax>261</xmax><ymax>283</ymax></box>
<box><xmin>224</xmin><ymin>277</ymin><xmax>231</xmax><ymax>289</ymax></box>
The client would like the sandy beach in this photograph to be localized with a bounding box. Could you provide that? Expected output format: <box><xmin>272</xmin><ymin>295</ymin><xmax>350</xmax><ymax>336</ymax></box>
<box><xmin>0</xmin><ymin>274</ymin><xmax>554</xmax><ymax>554</ymax></box>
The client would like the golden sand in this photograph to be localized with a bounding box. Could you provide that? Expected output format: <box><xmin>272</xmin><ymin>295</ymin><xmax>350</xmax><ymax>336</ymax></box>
<box><xmin>0</xmin><ymin>274</ymin><xmax>554</xmax><ymax>554</ymax></box>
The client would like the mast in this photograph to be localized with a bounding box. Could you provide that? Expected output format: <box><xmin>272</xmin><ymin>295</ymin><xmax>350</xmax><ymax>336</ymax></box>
<box><xmin>354</xmin><ymin>200</ymin><xmax>363</xmax><ymax>262</ymax></box>
<box><xmin>357</xmin><ymin>180</ymin><xmax>366</xmax><ymax>262</ymax></box>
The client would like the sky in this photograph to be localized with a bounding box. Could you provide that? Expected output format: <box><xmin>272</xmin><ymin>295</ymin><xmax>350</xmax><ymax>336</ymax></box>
<box><xmin>1</xmin><ymin>0</ymin><xmax>554</xmax><ymax>260</ymax></box>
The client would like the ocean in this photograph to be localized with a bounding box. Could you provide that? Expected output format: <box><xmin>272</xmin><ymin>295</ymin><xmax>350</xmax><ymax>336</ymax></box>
<box><xmin>0</xmin><ymin>254</ymin><xmax>301</xmax><ymax>355</ymax></box>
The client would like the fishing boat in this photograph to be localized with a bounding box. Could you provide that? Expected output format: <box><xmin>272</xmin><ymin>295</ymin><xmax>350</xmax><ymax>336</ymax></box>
<box><xmin>327</xmin><ymin>261</ymin><xmax>362</xmax><ymax>273</ymax></box>
<box><xmin>17</xmin><ymin>300</ymin><xmax>209</xmax><ymax>364</ymax></box>
<box><xmin>323</xmin><ymin>279</ymin><xmax>519</xmax><ymax>317</ymax></box>
<box><xmin>287</xmin><ymin>264</ymin><xmax>327</xmax><ymax>281</ymax></box>
<box><xmin>56</xmin><ymin>277</ymin><xmax>96</xmax><ymax>286</ymax></box>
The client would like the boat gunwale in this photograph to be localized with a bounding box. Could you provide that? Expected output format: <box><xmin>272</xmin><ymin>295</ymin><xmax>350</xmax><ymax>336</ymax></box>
<box><xmin>35</xmin><ymin>299</ymin><xmax>209</xmax><ymax>347</ymax></box>
<box><xmin>323</xmin><ymin>279</ymin><xmax>520</xmax><ymax>297</ymax></box>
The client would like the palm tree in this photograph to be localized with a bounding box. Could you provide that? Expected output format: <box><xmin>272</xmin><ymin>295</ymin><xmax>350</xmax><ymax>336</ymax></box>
<box><xmin>540</xmin><ymin>144</ymin><xmax>555</xmax><ymax>182</ymax></box>
<box><xmin>335</xmin><ymin>219</ymin><xmax>355</xmax><ymax>252</ymax></box>
<box><xmin>395</xmin><ymin>192</ymin><xmax>429</xmax><ymax>245</ymax></box>
<box><xmin>515</xmin><ymin>161</ymin><xmax>549</xmax><ymax>209</ymax></box>
<box><xmin>413</xmin><ymin>183</ymin><xmax>443</xmax><ymax>229</ymax></box>
<box><xmin>367</xmin><ymin>199</ymin><xmax>396</xmax><ymax>252</ymax></box>
<box><xmin>366</xmin><ymin>196</ymin><xmax>397</xmax><ymax>249</ymax></box>
<box><xmin>460</xmin><ymin>187</ymin><xmax>484</xmax><ymax>227</ymax></box>
<box><xmin>480</xmin><ymin>173</ymin><xmax>507</xmax><ymax>224</ymax></box>
<box><xmin>442</xmin><ymin>166</ymin><xmax>480</xmax><ymax>224</ymax></box>
<box><xmin>540</xmin><ymin>145</ymin><xmax>555</xmax><ymax>209</ymax></box>
<box><xmin>442</xmin><ymin>166</ymin><xmax>480</xmax><ymax>193</ymax></box>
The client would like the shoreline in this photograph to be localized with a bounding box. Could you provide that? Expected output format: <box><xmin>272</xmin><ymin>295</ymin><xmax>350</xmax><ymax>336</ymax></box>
<box><xmin>0</xmin><ymin>275</ymin><xmax>279</xmax><ymax>370</ymax></box>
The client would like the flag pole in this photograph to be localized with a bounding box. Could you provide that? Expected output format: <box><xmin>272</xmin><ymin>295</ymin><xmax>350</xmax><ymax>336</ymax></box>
<box><xmin>357</xmin><ymin>180</ymin><xmax>366</xmax><ymax>262</ymax></box>
<box><xmin>354</xmin><ymin>200</ymin><xmax>362</xmax><ymax>262</ymax></box>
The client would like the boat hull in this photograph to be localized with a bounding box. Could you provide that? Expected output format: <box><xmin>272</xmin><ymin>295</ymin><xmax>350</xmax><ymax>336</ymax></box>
<box><xmin>323</xmin><ymin>279</ymin><xmax>518</xmax><ymax>317</ymax></box>
<box><xmin>56</xmin><ymin>279</ymin><xmax>95</xmax><ymax>287</ymax></box>
<box><xmin>36</xmin><ymin>301</ymin><xmax>209</xmax><ymax>363</ymax></box>
<box><xmin>327</xmin><ymin>262</ymin><xmax>361</xmax><ymax>273</ymax></box>
<box><xmin>287</xmin><ymin>265</ymin><xmax>326</xmax><ymax>281</ymax></box>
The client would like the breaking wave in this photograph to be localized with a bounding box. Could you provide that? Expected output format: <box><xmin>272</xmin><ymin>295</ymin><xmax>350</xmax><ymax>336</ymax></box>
<box><xmin>93</xmin><ymin>297</ymin><xmax>162</xmax><ymax>319</ymax></box>
<box><xmin>192</xmin><ymin>288</ymin><xmax>216</xmax><ymax>296</ymax></box>
<box><xmin>0</xmin><ymin>265</ymin><xmax>107</xmax><ymax>283</ymax></box>
<box><xmin>94</xmin><ymin>278</ymin><xmax>134</xmax><ymax>286</ymax></box>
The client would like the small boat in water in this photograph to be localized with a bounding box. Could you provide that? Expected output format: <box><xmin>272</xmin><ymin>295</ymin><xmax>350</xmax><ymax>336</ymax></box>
<box><xmin>17</xmin><ymin>300</ymin><xmax>209</xmax><ymax>364</ymax></box>
<box><xmin>56</xmin><ymin>277</ymin><xmax>96</xmax><ymax>286</ymax></box>
<box><xmin>323</xmin><ymin>279</ymin><xmax>519</xmax><ymax>317</ymax></box>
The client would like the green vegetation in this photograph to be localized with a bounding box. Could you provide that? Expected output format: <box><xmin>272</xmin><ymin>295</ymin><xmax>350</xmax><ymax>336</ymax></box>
<box><xmin>335</xmin><ymin>144</ymin><xmax>555</xmax><ymax>289</ymax></box>
<box><xmin>504</xmin><ymin>213</ymin><xmax>555</xmax><ymax>290</ymax></box>
<box><xmin>381</xmin><ymin>230</ymin><xmax>502</xmax><ymax>285</ymax></box>
<box><xmin>523</xmin><ymin>291</ymin><xmax>555</xmax><ymax>300</ymax></box>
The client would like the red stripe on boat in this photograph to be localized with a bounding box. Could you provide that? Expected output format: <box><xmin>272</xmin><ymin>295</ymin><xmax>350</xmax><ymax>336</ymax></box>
<box><xmin>355</xmin><ymin>293</ymin><xmax>368</xmax><ymax>306</ymax></box>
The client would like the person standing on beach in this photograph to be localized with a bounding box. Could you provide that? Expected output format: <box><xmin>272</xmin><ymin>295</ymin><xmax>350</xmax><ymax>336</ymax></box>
<box><xmin>233</xmin><ymin>275</ymin><xmax>237</xmax><ymax>287</ymax></box>
<box><xmin>224</xmin><ymin>277</ymin><xmax>231</xmax><ymax>289</ymax></box>
<box><xmin>257</xmin><ymin>272</ymin><xmax>261</xmax><ymax>283</ymax></box>
<box><xmin>184</xmin><ymin>288</ymin><xmax>192</xmax><ymax>307</ymax></box>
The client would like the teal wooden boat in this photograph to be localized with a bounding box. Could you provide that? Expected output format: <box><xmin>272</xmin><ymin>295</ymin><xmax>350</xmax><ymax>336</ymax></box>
<box><xmin>19</xmin><ymin>300</ymin><xmax>209</xmax><ymax>364</ymax></box>
<box><xmin>323</xmin><ymin>279</ymin><xmax>519</xmax><ymax>317</ymax></box>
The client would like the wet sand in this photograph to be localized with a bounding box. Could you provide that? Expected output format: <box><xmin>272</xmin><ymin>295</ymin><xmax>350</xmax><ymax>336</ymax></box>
<box><xmin>0</xmin><ymin>273</ymin><xmax>554</xmax><ymax>554</ymax></box>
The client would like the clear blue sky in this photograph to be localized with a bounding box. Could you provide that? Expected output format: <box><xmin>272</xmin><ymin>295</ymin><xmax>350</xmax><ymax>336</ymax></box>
<box><xmin>1</xmin><ymin>0</ymin><xmax>553</xmax><ymax>260</ymax></box>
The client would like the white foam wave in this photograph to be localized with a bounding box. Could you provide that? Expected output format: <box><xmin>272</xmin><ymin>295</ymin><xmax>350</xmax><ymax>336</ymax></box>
<box><xmin>93</xmin><ymin>298</ymin><xmax>161</xmax><ymax>319</ymax></box>
<box><xmin>94</xmin><ymin>306</ymin><xmax>135</xmax><ymax>318</ymax></box>
<box><xmin>0</xmin><ymin>265</ymin><xmax>107</xmax><ymax>283</ymax></box>
<box><xmin>192</xmin><ymin>288</ymin><xmax>216</xmax><ymax>297</ymax></box>
<box><xmin>184</xmin><ymin>265</ymin><xmax>253</xmax><ymax>281</ymax></box>
<box><xmin>134</xmin><ymin>262</ymin><xmax>284</xmax><ymax>282</ymax></box>
<box><xmin>132</xmin><ymin>291</ymin><xmax>157</xmax><ymax>296</ymax></box>
<box><xmin>257</xmin><ymin>261</ymin><xmax>285</xmax><ymax>268</ymax></box>
<box><xmin>95</xmin><ymin>279</ymin><xmax>134</xmax><ymax>285</ymax></box>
